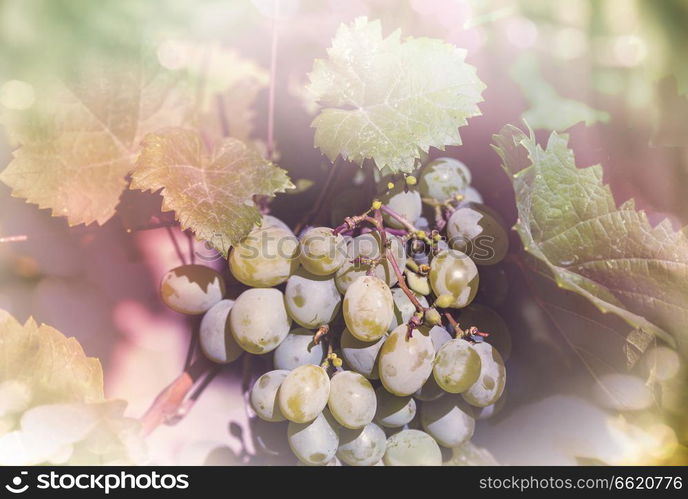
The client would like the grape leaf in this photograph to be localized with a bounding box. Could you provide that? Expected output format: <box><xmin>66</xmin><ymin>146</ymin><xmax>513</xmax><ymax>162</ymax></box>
<box><xmin>493</xmin><ymin>125</ymin><xmax>688</xmax><ymax>356</ymax></box>
<box><xmin>510</xmin><ymin>55</ymin><xmax>609</xmax><ymax>131</ymax></box>
<box><xmin>131</xmin><ymin>128</ymin><xmax>293</xmax><ymax>256</ymax></box>
<box><xmin>308</xmin><ymin>17</ymin><xmax>485</xmax><ymax>173</ymax></box>
<box><xmin>0</xmin><ymin>309</ymin><xmax>144</xmax><ymax>465</ymax></box>
<box><xmin>0</xmin><ymin>61</ymin><xmax>189</xmax><ymax>226</ymax></box>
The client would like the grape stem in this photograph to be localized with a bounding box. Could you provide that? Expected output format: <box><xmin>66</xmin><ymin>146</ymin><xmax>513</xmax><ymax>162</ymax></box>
<box><xmin>379</xmin><ymin>205</ymin><xmax>418</xmax><ymax>233</ymax></box>
<box><xmin>312</xmin><ymin>324</ymin><xmax>330</xmax><ymax>345</ymax></box>
<box><xmin>443</xmin><ymin>312</ymin><xmax>464</xmax><ymax>338</ymax></box>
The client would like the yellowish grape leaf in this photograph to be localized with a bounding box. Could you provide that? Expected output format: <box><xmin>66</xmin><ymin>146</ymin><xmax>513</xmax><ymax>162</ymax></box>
<box><xmin>308</xmin><ymin>17</ymin><xmax>484</xmax><ymax>173</ymax></box>
<box><xmin>131</xmin><ymin>128</ymin><xmax>293</xmax><ymax>256</ymax></box>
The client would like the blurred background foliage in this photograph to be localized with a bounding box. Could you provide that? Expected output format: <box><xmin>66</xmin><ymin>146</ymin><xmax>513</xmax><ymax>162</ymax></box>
<box><xmin>1</xmin><ymin>0</ymin><xmax>687</xmax><ymax>465</ymax></box>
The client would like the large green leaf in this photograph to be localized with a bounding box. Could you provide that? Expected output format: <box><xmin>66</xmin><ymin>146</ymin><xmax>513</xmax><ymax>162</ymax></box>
<box><xmin>0</xmin><ymin>310</ymin><xmax>143</xmax><ymax>465</ymax></box>
<box><xmin>308</xmin><ymin>17</ymin><xmax>485</xmax><ymax>173</ymax></box>
<box><xmin>493</xmin><ymin>125</ymin><xmax>688</xmax><ymax>356</ymax></box>
<box><xmin>131</xmin><ymin>128</ymin><xmax>293</xmax><ymax>256</ymax></box>
<box><xmin>0</xmin><ymin>61</ymin><xmax>189</xmax><ymax>226</ymax></box>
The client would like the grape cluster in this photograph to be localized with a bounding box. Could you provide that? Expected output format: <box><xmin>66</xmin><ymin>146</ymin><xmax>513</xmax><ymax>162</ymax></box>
<box><xmin>160</xmin><ymin>157</ymin><xmax>510</xmax><ymax>466</ymax></box>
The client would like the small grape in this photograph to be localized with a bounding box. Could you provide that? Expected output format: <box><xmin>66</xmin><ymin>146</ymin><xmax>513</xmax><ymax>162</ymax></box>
<box><xmin>446</xmin><ymin>203</ymin><xmax>509</xmax><ymax>266</ymax></box>
<box><xmin>229</xmin><ymin>288</ymin><xmax>291</xmax><ymax>354</ymax></box>
<box><xmin>273</xmin><ymin>328</ymin><xmax>325</xmax><ymax>371</ymax></box>
<box><xmin>463</xmin><ymin>186</ymin><xmax>483</xmax><ymax>204</ymax></box>
<box><xmin>429</xmin><ymin>249</ymin><xmax>479</xmax><ymax>308</ymax></box>
<box><xmin>420</xmin><ymin>395</ymin><xmax>475</xmax><ymax>448</ymax></box>
<box><xmin>388</xmin><ymin>287</ymin><xmax>429</xmax><ymax>331</ymax></box>
<box><xmin>433</xmin><ymin>338</ymin><xmax>482</xmax><ymax>394</ymax></box>
<box><xmin>459</xmin><ymin>304</ymin><xmax>512</xmax><ymax>360</ymax></box>
<box><xmin>383</xmin><ymin>429</ymin><xmax>442</xmax><ymax>466</ymax></box>
<box><xmin>381</xmin><ymin>184</ymin><xmax>422</xmax><ymax>229</ymax></box>
<box><xmin>374</xmin><ymin>387</ymin><xmax>416</xmax><ymax>428</ymax></box>
<box><xmin>340</xmin><ymin>328</ymin><xmax>386</xmax><ymax>379</ymax></box>
<box><xmin>337</xmin><ymin>422</ymin><xmax>386</xmax><ymax>466</ymax></box>
<box><xmin>299</xmin><ymin>227</ymin><xmax>347</xmax><ymax>275</ymax></box>
<box><xmin>278</xmin><ymin>364</ymin><xmax>331</xmax><ymax>423</ymax></box>
<box><xmin>284</xmin><ymin>268</ymin><xmax>341</xmax><ymax>329</ymax></box>
<box><xmin>419</xmin><ymin>157</ymin><xmax>470</xmax><ymax>202</ymax></box>
<box><xmin>250</xmin><ymin>370</ymin><xmax>290</xmax><ymax>422</ymax></box>
<box><xmin>160</xmin><ymin>265</ymin><xmax>225</xmax><ymax>315</ymax></box>
<box><xmin>462</xmin><ymin>342</ymin><xmax>506</xmax><ymax>408</ymax></box>
<box><xmin>424</xmin><ymin>308</ymin><xmax>442</xmax><ymax>326</ymax></box>
<box><xmin>335</xmin><ymin>233</ymin><xmax>406</xmax><ymax>293</ymax></box>
<box><xmin>229</xmin><ymin>226</ymin><xmax>299</xmax><ymax>287</ymax></box>
<box><xmin>328</xmin><ymin>371</ymin><xmax>377</xmax><ymax>429</ymax></box>
<box><xmin>287</xmin><ymin>409</ymin><xmax>340</xmax><ymax>466</ymax></box>
<box><xmin>379</xmin><ymin>325</ymin><xmax>435</xmax><ymax>396</ymax></box>
<box><xmin>405</xmin><ymin>271</ymin><xmax>431</xmax><ymax>296</ymax></box>
<box><xmin>199</xmin><ymin>299</ymin><xmax>242</xmax><ymax>364</ymax></box>
<box><xmin>343</xmin><ymin>275</ymin><xmax>394</xmax><ymax>342</ymax></box>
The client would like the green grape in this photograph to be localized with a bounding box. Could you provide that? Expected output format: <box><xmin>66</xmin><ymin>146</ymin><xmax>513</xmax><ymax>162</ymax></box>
<box><xmin>299</xmin><ymin>227</ymin><xmax>347</xmax><ymax>276</ymax></box>
<box><xmin>278</xmin><ymin>364</ymin><xmax>330</xmax><ymax>423</ymax></box>
<box><xmin>337</xmin><ymin>422</ymin><xmax>386</xmax><ymax>466</ymax></box>
<box><xmin>228</xmin><ymin>288</ymin><xmax>292</xmax><ymax>354</ymax></box>
<box><xmin>340</xmin><ymin>328</ymin><xmax>386</xmax><ymax>379</ymax></box>
<box><xmin>405</xmin><ymin>270</ymin><xmax>431</xmax><ymax>296</ymax></box>
<box><xmin>463</xmin><ymin>185</ymin><xmax>483</xmax><ymax>204</ymax></box>
<box><xmin>229</xmin><ymin>226</ymin><xmax>299</xmax><ymax>287</ymax></box>
<box><xmin>379</xmin><ymin>325</ymin><xmax>435</xmax><ymax>396</ymax></box>
<box><xmin>419</xmin><ymin>157</ymin><xmax>471</xmax><ymax>202</ymax></box>
<box><xmin>199</xmin><ymin>299</ymin><xmax>242</xmax><ymax>364</ymax></box>
<box><xmin>446</xmin><ymin>203</ymin><xmax>509</xmax><ymax>266</ymax></box>
<box><xmin>273</xmin><ymin>328</ymin><xmax>325</xmax><ymax>371</ymax></box>
<box><xmin>160</xmin><ymin>264</ymin><xmax>225</xmax><ymax>315</ymax></box>
<box><xmin>420</xmin><ymin>395</ymin><xmax>475</xmax><ymax>448</ymax></box>
<box><xmin>388</xmin><ymin>287</ymin><xmax>429</xmax><ymax>331</ymax></box>
<box><xmin>287</xmin><ymin>409</ymin><xmax>340</xmax><ymax>466</ymax></box>
<box><xmin>383</xmin><ymin>429</ymin><xmax>442</xmax><ymax>466</ymax></box>
<box><xmin>433</xmin><ymin>339</ymin><xmax>482</xmax><ymax>394</ymax></box>
<box><xmin>459</xmin><ymin>304</ymin><xmax>512</xmax><ymax>360</ymax></box>
<box><xmin>250</xmin><ymin>370</ymin><xmax>290</xmax><ymax>422</ymax></box>
<box><xmin>284</xmin><ymin>268</ymin><xmax>341</xmax><ymax>329</ymax></box>
<box><xmin>328</xmin><ymin>371</ymin><xmax>377</xmax><ymax>429</ymax></box>
<box><xmin>374</xmin><ymin>387</ymin><xmax>416</xmax><ymax>428</ymax></box>
<box><xmin>462</xmin><ymin>342</ymin><xmax>506</xmax><ymax>408</ymax></box>
<box><xmin>381</xmin><ymin>184</ymin><xmax>422</xmax><ymax>229</ymax></box>
<box><xmin>261</xmin><ymin>214</ymin><xmax>293</xmax><ymax>235</ymax></box>
<box><xmin>335</xmin><ymin>233</ymin><xmax>406</xmax><ymax>293</ymax></box>
<box><xmin>343</xmin><ymin>275</ymin><xmax>394</xmax><ymax>342</ymax></box>
<box><xmin>429</xmin><ymin>249</ymin><xmax>479</xmax><ymax>308</ymax></box>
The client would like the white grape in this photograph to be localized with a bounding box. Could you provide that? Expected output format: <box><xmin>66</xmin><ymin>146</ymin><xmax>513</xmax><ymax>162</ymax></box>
<box><xmin>463</xmin><ymin>186</ymin><xmax>483</xmax><ymax>204</ymax></box>
<box><xmin>446</xmin><ymin>204</ymin><xmax>509</xmax><ymax>266</ymax></box>
<box><xmin>199</xmin><ymin>299</ymin><xmax>242</xmax><ymax>364</ymax></box>
<box><xmin>381</xmin><ymin>185</ymin><xmax>422</xmax><ymax>229</ymax></box>
<box><xmin>429</xmin><ymin>249</ymin><xmax>479</xmax><ymax>308</ymax></box>
<box><xmin>383</xmin><ymin>429</ymin><xmax>442</xmax><ymax>466</ymax></box>
<box><xmin>160</xmin><ymin>265</ymin><xmax>225</xmax><ymax>315</ymax></box>
<box><xmin>337</xmin><ymin>422</ymin><xmax>386</xmax><ymax>466</ymax></box>
<box><xmin>433</xmin><ymin>339</ymin><xmax>482</xmax><ymax>394</ymax></box>
<box><xmin>419</xmin><ymin>157</ymin><xmax>471</xmax><ymax>202</ymax></box>
<box><xmin>250</xmin><ymin>370</ymin><xmax>290</xmax><ymax>422</ymax></box>
<box><xmin>229</xmin><ymin>226</ymin><xmax>299</xmax><ymax>287</ymax></box>
<box><xmin>327</xmin><ymin>371</ymin><xmax>376</xmax><ymax>429</ymax></box>
<box><xmin>420</xmin><ymin>395</ymin><xmax>475</xmax><ymax>448</ymax></box>
<box><xmin>340</xmin><ymin>328</ymin><xmax>386</xmax><ymax>379</ymax></box>
<box><xmin>379</xmin><ymin>325</ymin><xmax>434</xmax><ymax>396</ymax></box>
<box><xmin>278</xmin><ymin>364</ymin><xmax>330</xmax><ymax>423</ymax></box>
<box><xmin>335</xmin><ymin>233</ymin><xmax>406</xmax><ymax>293</ymax></box>
<box><xmin>299</xmin><ymin>227</ymin><xmax>347</xmax><ymax>276</ymax></box>
<box><xmin>374</xmin><ymin>387</ymin><xmax>416</xmax><ymax>428</ymax></box>
<box><xmin>343</xmin><ymin>275</ymin><xmax>394</xmax><ymax>342</ymax></box>
<box><xmin>284</xmin><ymin>268</ymin><xmax>341</xmax><ymax>329</ymax></box>
<box><xmin>273</xmin><ymin>328</ymin><xmax>325</xmax><ymax>371</ymax></box>
<box><xmin>388</xmin><ymin>288</ymin><xmax>429</xmax><ymax>331</ymax></box>
<box><xmin>229</xmin><ymin>288</ymin><xmax>291</xmax><ymax>354</ymax></box>
<box><xmin>462</xmin><ymin>342</ymin><xmax>506</xmax><ymax>407</ymax></box>
<box><xmin>287</xmin><ymin>409</ymin><xmax>340</xmax><ymax>466</ymax></box>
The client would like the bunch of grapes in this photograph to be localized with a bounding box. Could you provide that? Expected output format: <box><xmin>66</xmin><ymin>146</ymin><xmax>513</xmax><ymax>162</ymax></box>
<box><xmin>160</xmin><ymin>157</ymin><xmax>511</xmax><ymax>466</ymax></box>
